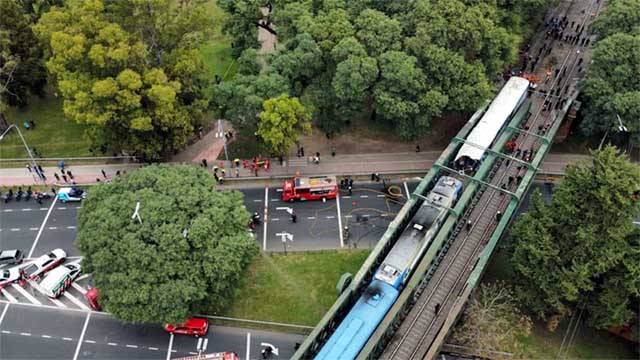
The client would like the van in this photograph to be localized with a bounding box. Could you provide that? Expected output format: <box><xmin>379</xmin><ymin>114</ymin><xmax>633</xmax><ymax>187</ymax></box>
<box><xmin>39</xmin><ymin>263</ymin><xmax>81</xmax><ymax>298</ymax></box>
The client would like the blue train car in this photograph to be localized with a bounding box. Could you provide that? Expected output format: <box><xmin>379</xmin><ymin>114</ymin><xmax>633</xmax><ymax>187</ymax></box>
<box><xmin>315</xmin><ymin>280</ymin><xmax>399</xmax><ymax>360</ymax></box>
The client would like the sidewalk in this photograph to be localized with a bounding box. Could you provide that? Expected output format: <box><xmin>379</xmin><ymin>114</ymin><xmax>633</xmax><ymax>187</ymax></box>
<box><xmin>0</xmin><ymin>163</ymin><xmax>141</xmax><ymax>187</ymax></box>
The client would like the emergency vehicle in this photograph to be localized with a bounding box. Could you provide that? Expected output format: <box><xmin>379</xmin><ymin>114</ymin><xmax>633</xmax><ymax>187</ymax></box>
<box><xmin>171</xmin><ymin>352</ymin><xmax>239</xmax><ymax>360</ymax></box>
<box><xmin>282</xmin><ymin>176</ymin><xmax>338</xmax><ymax>202</ymax></box>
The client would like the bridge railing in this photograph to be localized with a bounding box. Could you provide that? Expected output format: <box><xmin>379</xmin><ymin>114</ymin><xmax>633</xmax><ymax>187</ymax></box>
<box><xmin>357</xmin><ymin>99</ymin><xmax>533</xmax><ymax>359</ymax></box>
<box><xmin>291</xmin><ymin>100</ymin><xmax>491</xmax><ymax>360</ymax></box>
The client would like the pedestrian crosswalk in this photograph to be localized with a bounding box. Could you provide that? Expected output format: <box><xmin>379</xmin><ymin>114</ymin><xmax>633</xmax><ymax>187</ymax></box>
<box><xmin>1</xmin><ymin>279</ymin><xmax>90</xmax><ymax>311</ymax></box>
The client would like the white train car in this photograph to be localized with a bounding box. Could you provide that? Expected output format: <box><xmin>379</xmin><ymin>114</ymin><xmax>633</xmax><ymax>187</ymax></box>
<box><xmin>454</xmin><ymin>76</ymin><xmax>530</xmax><ymax>172</ymax></box>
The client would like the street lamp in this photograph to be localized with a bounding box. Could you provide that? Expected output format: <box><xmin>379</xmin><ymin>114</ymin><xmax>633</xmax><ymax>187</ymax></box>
<box><xmin>598</xmin><ymin>114</ymin><xmax>629</xmax><ymax>150</ymax></box>
<box><xmin>0</xmin><ymin>124</ymin><xmax>44</xmax><ymax>184</ymax></box>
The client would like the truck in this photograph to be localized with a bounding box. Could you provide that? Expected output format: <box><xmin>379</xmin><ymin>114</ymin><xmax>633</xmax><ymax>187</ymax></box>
<box><xmin>282</xmin><ymin>176</ymin><xmax>338</xmax><ymax>202</ymax></box>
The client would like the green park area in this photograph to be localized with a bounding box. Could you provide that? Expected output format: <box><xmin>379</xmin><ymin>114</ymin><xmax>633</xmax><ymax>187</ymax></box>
<box><xmin>223</xmin><ymin>250</ymin><xmax>371</xmax><ymax>326</ymax></box>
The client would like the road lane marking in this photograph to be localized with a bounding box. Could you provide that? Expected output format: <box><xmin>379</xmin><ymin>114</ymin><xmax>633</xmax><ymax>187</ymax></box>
<box><xmin>337</xmin><ymin>192</ymin><xmax>344</xmax><ymax>248</ymax></box>
<box><xmin>246</xmin><ymin>332</ymin><xmax>251</xmax><ymax>360</ymax></box>
<box><xmin>270</xmin><ymin>218</ymin><xmax>279</xmax><ymax>221</ymax></box>
<box><xmin>126</xmin><ymin>344</ymin><xmax>138</xmax><ymax>348</ymax></box>
<box><xmin>10</xmin><ymin>228</ymin><xmax>20</xmax><ymax>231</ymax></box>
<box><xmin>63</xmin><ymin>292</ymin><xmax>91</xmax><ymax>310</ymax></box>
<box><xmin>377</xmin><ymin>194</ymin><xmax>386</xmax><ymax>197</ymax></box>
<box><xmin>263</xmin><ymin>187</ymin><xmax>268</xmax><ymax>251</ymax></box>
<box><xmin>306</xmin><ymin>216</ymin><xmax>315</xmax><ymax>220</ymax></box>
<box><xmin>27</xmin><ymin>279</ymin><xmax>66</xmax><ymax>308</ymax></box>
<box><xmin>42</xmin><ymin>335</ymin><xmax>52</xmax><ymax>339</ymax></box>
<box><xmin>108</xmin><ymin>342</ymin><xmax>118</xmax><ymax>346</ymax></box>
<box><xmin>57</xmin><ymin>207</ymin><xmax>67</xmax><ymax>210</ymax></box>
<box><xmin>149</xmin><ymin>347</ymin><xmax>159</xmax><ymax>351</ymax></box>
<box><xmin>29</xmin><ymin>196</ymin><xmax>58</xmax><ymax>258</ymax></box>
<box><xmin>404</xmin><ymin>182</ymin><xmax>410</xmax><ymax>199</ymax></box>
<box><xmin>342</xmin><ymin>196</ymin><xmax>351</xmax><ymax>199</ymax></box>
<box><xmin>73</xmin><ymin>312</ymin><xmax>91</xmax><ymax>360</ymax></box>
<box><xmin>21</xmin><ymin>208</ymin><xmax>32</xmax><ymax>211</ymax></box>
<box><xmin>270</xmin><ymin>198</ymin><xmax>279</xmax><ymax>202</ymax></box>
<box><xmin>66</xmin><ymin>226</ymin><xmax>76</xmax><ymax>229</ymax></box>
<box><xmin>63</xmin><ymin>337</ymin><xmax>73</xmax><ymax>341</ymax></box>
<box><xmin>360</xmin><ymin>195</ymin><xmax>369</xmax><ymax>198</ymax></box>
<box><xmin>326</xmin><ymin>215</ymin><xmax>335</xmax><ymax>219</ymax></box>
<box><xmin>166</xmin><ymin>334</ymin><xmax>174</xmax><ymax>360</ymax></box>
<box><xmin>21</xmin><ymin>332</ymin><xmax>32</xmax><ymax>336</ymax></box>
<box><xmin>29</xmin><ymin>227</ymin><xmax>39</xmax><ymax>231</ymax></box>
<box><xmin>48</xmin><ymin>226</ymin><xmax>58</xmax><ymax>230</ymax></box>
<box><xmin>345</xmin><ymin>215</ymin><xmax>353</xmax><ymax>218</ymax></box>
<box><xmin>0</xmin><ymin>304</ymin><xmax>10</xmax><ymax>327</ymax></box>
<box><xmin>1</xmin><ymin>330</ymin><xmax>10</xmax><ymax>334</ymax></box>
<box><xmin>84</xmin><ymin>339</ymin><xmax>96</xmax><ymax>344</ymax></box>
<box><xmin>1</xmin><ymin>289</ymin><xmax>17</xmax><ymax>303</ymax></box>
<box><xmin>71</xmin><ymin>282</ymin><xmax>87</xmax><ymax>295</ymax></box>
<box><xmin>40</xmin><ymin>208</ymin><xmax>48</xmax><ymax>211</ymax></box>
<box><xmin>11</xmin><ymin>283</ymin><xmax>41</xmax><ymax>305</ymax></box>
<box><xmin>3</xmin><ymin>209</ymin><xmax>12</xmax><ymax>212</ymax></box>
<box><xmin>275</xmin><ymin>188</ymin><xmax>283</xmax><ymax>192</ymax></box>
<box><xmin>253</xmin><ymin>199</ymin><xmax>262</xmax><ymax>202</ymax></box>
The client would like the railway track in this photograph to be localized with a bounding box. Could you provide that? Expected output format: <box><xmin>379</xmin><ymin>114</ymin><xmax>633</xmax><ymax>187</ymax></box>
<box><xmin>378</xmin><ymin>0</ymin><xmax>604</xmax><ymax>358</ymax></box>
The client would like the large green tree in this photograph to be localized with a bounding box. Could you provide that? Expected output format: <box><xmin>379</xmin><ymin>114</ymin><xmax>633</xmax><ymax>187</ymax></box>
<box><xmin>581</xmin><ymin>9</ymin><xmax>640</xmax><ymax>143</ymax></box>
<box><xmin>77</xmin><ymin>165</ymin><xmax>259</xmax><ymax>324</ymax></box>
<box><xmin>257</xmin><ymin>94</ymin><xmax>311</xmax><ymax>155</ymax></box>
<box><xmin>217</xmin><ymin>0</ymin><xmax>548</xmax><ymax>140</ymax></box>
<box><xmin>34</xmin><ymin>0</ymin><xmax>211</xmax><ymax>160</ymax></box>
<box><xmin>510</xmin><ymin>147</ymin><xmax>640</xmax><ymax>329</ymax></box>
<box><xmin>0</xmin><ymin>0</ymin><xmax>47</xmax><ymax>108</ymax></box>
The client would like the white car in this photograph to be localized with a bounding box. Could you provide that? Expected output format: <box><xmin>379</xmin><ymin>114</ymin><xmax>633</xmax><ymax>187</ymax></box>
<box><xmin>0</xmin><ymin>266</ymin><xmax>23</xmax><ymax>289</ymax></box>
<box><xmin>57</xmin><ymin>187</ymin><xmax>86</xmax><ymax>203</ymax></box>
<box><xmin>21</xmin><ymin>249</ymin><xmax>67</xmax><ymax>280</ymax></box>
<box><xmin>39</xmin><ymin>263</ymin><xmax>81</xmax><ymax>298</ymax></box>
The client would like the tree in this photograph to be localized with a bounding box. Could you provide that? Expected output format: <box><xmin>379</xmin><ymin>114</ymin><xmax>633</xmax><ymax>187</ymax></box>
<box><xmin>332</xmin><ymin>55</ymin><xmax>378</xmax><ymax>121</ymax></box>
<box><xmin>34</xmin><ymin>0</ymin><xmax>211</xmax><ymax>160</ymax></box>
<box><xmin>451</xmin><ymin>282</ymin><xmax>532</xmax><ymax>359</ymax></box>
<box><xmin>257</xmin><ymin>94</ymin><xmax>311</xmax><ymax>155</ymax></box>
<box><xmin>590</xmin><ymin>0</ymin><xmax>640</xmax><ymax>38</ymax></box>
<box><xmin>271</xmin><ymin>33</ymin><xmax>324</xmax><ymax>95</ymax></box>
<box><xmin>354</xmin><ymin>9</ymin><xmax>403</xmax><ymax>57</ymax></box>
<box><xmin>511</xmin><ymin>147</ymin><xmax>640</xmax><ymax>329</ymax></box>
<box><xmin>217</xmin><ymin>0</ymin><xmax>264</xmax><ymax>57</ymax></box>
<box><xmin>0</xmin><ymin>0</ymin><xmax>47</xmax><ymax>108</ymax></box>
<box><xmin>76</xmin><ymin>165</ymin><xmax>259</xmax><ymax>324</ymax></box>
<box><xmin>580</xmin><ymin>32</ymin><xmax>640</xmax><ymax>143</ymax></box>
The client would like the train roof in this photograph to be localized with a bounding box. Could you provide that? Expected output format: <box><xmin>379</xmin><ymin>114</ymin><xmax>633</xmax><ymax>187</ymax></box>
<box><xmin>454</xmin><ymin>76</ymin><xmax>530</xmax><ymax>164</ymax></box>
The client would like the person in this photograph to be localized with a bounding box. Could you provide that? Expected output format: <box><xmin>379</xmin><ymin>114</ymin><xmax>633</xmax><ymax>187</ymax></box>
<box><xmin>496</xmin><ymin>211</ymin><xmax>502</xmax><ymax>222</ymax></box>
<box><xmin>234</xmin><ymin>158</ymin><xmax>240</xmax><ymax>168</ymax></box>
<box><xmin>254</xmin><ymin>166</ymin><xmax>259</xmax><ymax>177</ymax></box>
<box><xmin>116</xmin><ymin>170</ymin><xmax>121</xmax><ymax>176</ymax></box>
<box><xmin>62</xmin><ymin>174</ymin><xmax>68</xmax><ymax>182</ymax></box>
<box><xmin>291</xmin><ymin>212</ymin><xmax>297</xmax><ymax>223</ymax></box>
<box><xmin>54</xmin><ymin>173</ymin><xmax>60</xmax><ymax>181</ymax></box>
<box><xmin>348</xmin><ymin>185</ymin><xmax>352</xmax><ymax>196</ymax></box>
<box><xmin>212</xmin><ymin>164</ymin><xmax>218</xmax><ymax>174</ymax></box>
<box><xmin>29</xmin><ymin>120</ymin><xmax>36</xmax><ymax>129</ymax></box>
<box><xmin>23</xmin><ymin>120</ymin><xmax>30</xmax><ymax>130</ymax></box>
<box><xmin>235</xmin><ymin>168</ymin><xmax>240</xmax><ymax>178</ymax></box>
<box><xmin>101</xmin><ymin>169</ymin><xmax>107</xmax><ymax>178</ymax></box>
<box><xmin>415</xmin><ymin>145</ymin><xmax>421</xmax><ymax>153</ymax></box>
<box><xmin>96</xmin><ymin>178</ymin><xmax>101</xmax><ymax>183</ymax></box>
<box><xmin>67</xmin><ymin>170</ymin><xmax>74</xmax><ymax>180</ymax></box>
<box><xmin>434</xmin><ymin>303</ymin><xmax>441</xmax><ymax>315</ymax></box>
<box><xmin>26</xmin><ymin>164</ymin><xmax>32</xmax><ymax>172</ymax></box>
<box><xmin>261</xmin><ymin>345</ymin><xmax>273</xmax><ymax>359</ymax></box>
<box><xmin>300</xmin><ymin>147</ymin><xmax>305</xmax><ymax>157</ymax></box>
<box><xmin>202</xmin><ymin>158</ymin><xmax>208</xmax><ymax>168</ymax></box>
<box><xmin>331</xmin><ymin>146</ymin><xmax>336</xmax><ymax>157</ymax></box>
<box><xmin>466</xmin><ymin>220</ymin><xmax>472</xmax><ymax>231</ymax></box>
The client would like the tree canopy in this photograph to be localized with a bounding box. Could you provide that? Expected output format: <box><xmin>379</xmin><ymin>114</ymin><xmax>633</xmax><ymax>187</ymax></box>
<box><xmin>76</xmin><ymin>165</ymin><xmax>259</xmax><ymax>324</ymax></box>
<box><xmin>0</xmin><ymin>0</ymin><xmax>46</xmax><ymax>109</ymax></box>
<box><xmin>510</xmin><ymin>147</ymin><xmax>640</xmax><ymax>329</ymax></box>
<box><xmin>580</xmin><ymin>0</ymin><xmax>640</xmax><ymax>144</ymax></box>
<box><xmin>257</xmin><ymin>94</ymin><xmax>311</xmax><ymax>155</ymax></box>
<box><xmin>215</xmin><ymin>0</ymin><xmax>549</xmax><ymax>141</ymax></box>
<box><xmin>34</xmin><ymin>0</ymin><xmax>213</xmax><ymax>160</ymax></box>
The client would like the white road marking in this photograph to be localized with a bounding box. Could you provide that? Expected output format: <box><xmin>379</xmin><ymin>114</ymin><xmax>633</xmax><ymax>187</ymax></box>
<box><xmin>48</xmin><ymin>297</ymin><xmax>67</xmax><ymax>308</ymax></box>
<box><xmin>126</xmin><ymin>344</ymin><xmax>138</xmax><ymax>348</ymax></box>
<box><xmin>66</xmin><ymin>226</ymin><xmax>76</xmax><ymax>229</ymax></box>
<box><xmin>342</xmin><ymin>196</ymin><xmax>351</xmax><ymax>199</ymax></box>
<box><xmin>307</xmin><ymin>216</ymin><xmax>315</xmax><ymax>220</ymax></box>
<box><xmin>275</xmin><ymin>188</ymin><xmax>283</xmax><ymax>192</ymax></box>
<box><xmin>57</xmin><ymin>207</ymin><xmax>67</xmax><ymax>210</ymax></box>
<box><xmin>21</xmin><ymin>332</ymin><xmax>32</xmax><ymax>336</ymax></box>
<box><xmin>360</xmin><ymin>195</ymin><xmax>369</xmax><ymax>198</ymax></box>
<box><xmin>345</xmin><ymin>215</ymin><xmax>353</xmax><ymax>218</ymax></box>
<box><xmin>10</xmin><ymin>228</ymin><xmax>20</xmax><ymax>231</ymax></box>
<box><xmin>377</xmin><ymin>194</ymin><xmax>386</xmax><ymax>197</ymax></box>
<box><xmin>75</xmin><ymin>206</ymin><xmax>82</xmax><ymax>209</ymax></box>
<box><xmin>63</xmin><ymin>337</ymin><xmax>73</xmax><ymax>341</ymax></box>
<box><xmin>404</xmin><ymin>182</ymin><xmax>411</xmax><ymax>199</ymax></box>
<box><xmin>1</xmin><ymin>330</ymin><xmax>11</xmax><ymax>334</ymax></box>
<box><xmin>42</xmin><ymin>335</ymin><xmax>52</xmax><ymax>339</ymax></box>
<box><xmin>149</xmin><ymin>347</ymin><xmax>159</xmax><ymax>351</ymax></box>
<box><xmin>189</xmin><ymin>352</ymin><xmax>198</xmax><ymax>355</ymax></box>
<box><xmin>253</xmin><ymin>199</ymin><xmax>262</xmax><ymax>202</ymax></box>
<box><xmin>21</xmin><ymin>208</ymin><xmax>32</xmax><ymax>211</ymax></box>
<box><xmin>84</xmin><ymin>339</ymin><xmax>96</xmax><ymax>344</ymax></box>
<box><xmin>1</xmin><ymin>289</ymin><xmax>17</xmax><ymax>303</ymax></box>
<box><xmin>166</xmin><ymin>334</ymin><xmax>174</xmax><ymax>360</ymax></box>
<box><xmin>271</xmin><ymin>218</ymin><xmax>280</xmax><ymax>221</ymax></box>
<box><xmin>71</xmin><ymin>282</ymin><xmax>87</xmax><ymax>295</ymax></box>
<box><xmin>3</xmin><ymin>209</ymin><xmax>13</xmax><ymax>212</ymax></box>
<box><xmin>11</xmin><ymin>283</ymin><xmax>41</xmax><ymax>305</ymax></box>
<box><xmin>270</xmin><ymin>199</ymin><xmax>279</xmax><ymax>202</ymax></box>
<box><xmin>245</xmin><ymin>332</ymin><xmax>251</xmax><ymax>360</ymax></box>
<box><xmin>108</xmin><ymin>342</ymin><xmax>118</xmax><ymax>346</ymax></box>
<box><xmin>29</xmin><ymin>227</ymin><xmax>39</xmax><ymax>231</ymax></box>
<box><xmin>48</xmin><ymin>226</ymin><xmax>58</xmax><ymax>230</ymax></box>
<box><xmin>172</xmin><ymin>350</ymin><xmax>177</xmax><ymax>353</ymax></box>
<box><xmin>40</xmin><ymin>208</ymin><xmax>48</xmax><ymax>211</ymax></box>
<box><xmin>27</xmin><ymin>279</ymin><xmax>66</xmax><ymax>308</ymax></box>
<box><xmin>73</xmin><ymin>312</ymin><xmax>91</xmax><ymax>360</ymax></box>
<box><xmin>29</xmin><ymin>196</ymin><xmax>58</xmax><ymax>258</ymax></box>
<box><xmin>0</xmin><ymin>304</ymin><xmax>10</xmax><ymax>327</ymax></box>
<box><xmin>63</xmin><ymin>291</ymin><xmax>91</xmax><ymax>310</ymax></box>
<box><xmin>263</xmin><ymin>187</ymin><xmax>268</xmax><ymax>251</ymax></box>
<box><xmin>75</xmin><ymin>273</ymin><xmax>90</xmax><ymax>282</ymax></box>
<box><xmin>326</xmin><ymin>216</ymin><xmax>335</xmax><ymax>219</ymax></box>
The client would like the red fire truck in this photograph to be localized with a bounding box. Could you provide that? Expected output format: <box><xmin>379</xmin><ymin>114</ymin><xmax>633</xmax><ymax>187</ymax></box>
<box><xmin>282</xmin><ymin>175</ymin><xmax>338</xmax><ymax>202</ymax></box>
<box><xmin>171</xmin><ymin>352</ymin><xmax>238</xmax><ymax>360</ymax></box>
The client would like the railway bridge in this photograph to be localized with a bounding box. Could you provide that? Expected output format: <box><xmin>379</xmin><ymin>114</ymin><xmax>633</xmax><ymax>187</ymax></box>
<box><xmin>293</xmin><ymin>0</ymin><xmax>604</xmax><ymax>359</ymax></box>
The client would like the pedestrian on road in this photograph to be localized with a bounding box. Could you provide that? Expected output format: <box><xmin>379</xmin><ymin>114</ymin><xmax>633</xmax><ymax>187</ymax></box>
<box><xmin>496</xmin><ymin>211</ymin><xmax>502</xmax><ymax>222</ymax></box>
<box><xmin>62</xmin><ymin>174</ymin><xmax>68</xmax><ymax>183</ymax></box>
<box><xmin>434</xmin><ymin>303</ymin><xmax>441</xmax><ymax>315</ymax></box>
<box><xmin>202</xmin><ymin>159</ymin><xmax>208</xmax><ymax>168</ymax></box>
<box><xmin>61</xmin><ymin>168</ymin><xmax>66</xmax><ymax>175</ymax></box>
<box><xmin>291</xmin><ymin>212</ymin><xmax>297</xmax><ymax>223</ymax></box>
<box><xmin>466</xmin><ymin>220</ymin><xmax>472</xmax><ymax>231</ymax></box>
<box><xmin>54</xmin><ymin>173</ymin><xmax>60</xmax><ymax>181</ymax></box>
<box><xmin>26</xmin><ymin>164</ymin><xmax>32</xmax><ymax>172</ymax></box>
<box><xmin>101</xmin><ymin>169</ymin><xmax>107</xmax><ymax>178</ymax></box>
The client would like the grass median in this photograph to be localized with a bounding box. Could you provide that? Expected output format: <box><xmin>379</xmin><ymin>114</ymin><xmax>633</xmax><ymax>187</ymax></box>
<box><xmin>221</xmin><ymin>249</ymin><xmax>371</xmax><ymax>327</ymax></box>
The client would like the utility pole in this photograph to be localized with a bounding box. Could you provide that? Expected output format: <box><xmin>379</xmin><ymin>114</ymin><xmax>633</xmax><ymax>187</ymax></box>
<box><xmin>0</xmin><ymin>124</ymin><xmax>44</xmax><ymax>184</ymax></box>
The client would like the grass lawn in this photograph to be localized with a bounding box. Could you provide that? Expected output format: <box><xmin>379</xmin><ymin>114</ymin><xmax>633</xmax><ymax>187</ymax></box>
<box><xmin>1</xmin><ymin>95</ymin><xmax>91</xmax><ymax>159</ymax></box>
<box><xmin>223</xmin><ymin>250</ymin><xmax>371</xmax><ymax>326</ymax></box>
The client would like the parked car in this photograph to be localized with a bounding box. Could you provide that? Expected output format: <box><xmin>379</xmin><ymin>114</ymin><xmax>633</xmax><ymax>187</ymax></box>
<box><xmin>85</xmin><ymin>287</ymin><xmax>101</xmax><ymax>311</ymax></box>
<box><xmin>0</xmin><ymin>266</ymin><xmax>23</xmax><ymax>289</ymax></box>
<box><xmin>21</xmin><ymin>249</ymin><xmax>66</xmax><ymax>280</ymax></box>
<box><xmin>57</xmin><ymin>187</ymin><xmax>86</xmax><ymax>203</ymax></box>
<box><xmin>39</xmin><ymin>263</ymin><xmax>81</xmax><ymax>298</ymax></box>
<box><xmin>0</xmin><ymin>249</ymin><xmax>24</xmax><ymax>266</ymax></box>
<box><xmin>164</xmin><ymin>318</ymin><xmax>209</xmax><ymax>337</ymax></box>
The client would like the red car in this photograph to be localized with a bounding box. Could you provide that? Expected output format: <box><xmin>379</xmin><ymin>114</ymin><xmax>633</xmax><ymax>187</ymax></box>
<box><xmin>164</xmin><ymin>317</ymin><xmax>209</xmax><ymax>337</ymax></box>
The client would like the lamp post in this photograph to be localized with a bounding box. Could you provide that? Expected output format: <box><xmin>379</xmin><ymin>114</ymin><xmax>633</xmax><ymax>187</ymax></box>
<box><xmin>598</xmin><ymin>114</ymin><xmax>629</xmax><ymax>150</ymax></box>
<box><xmin>0</xmin><ymin>124</ymin><xmax>44</xmax><ymax>184</ymax></box>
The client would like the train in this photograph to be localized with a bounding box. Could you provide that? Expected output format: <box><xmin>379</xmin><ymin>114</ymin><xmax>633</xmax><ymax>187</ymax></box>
<box><xmin>454</xmin><ymin>76</ymin><xmax>531</xmax><ymax>173</ymax></box>
<box><xmin>314</xmin><ymin>176</ymin><xmax>464</xmax><ymax>360</ymax></box>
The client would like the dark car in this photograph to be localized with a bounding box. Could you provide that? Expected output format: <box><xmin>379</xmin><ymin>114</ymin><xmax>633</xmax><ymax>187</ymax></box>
<box><xmin>0</xmin><ymin>250</ymin><xmax>24</xmax><ymax>266</ymax></box>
